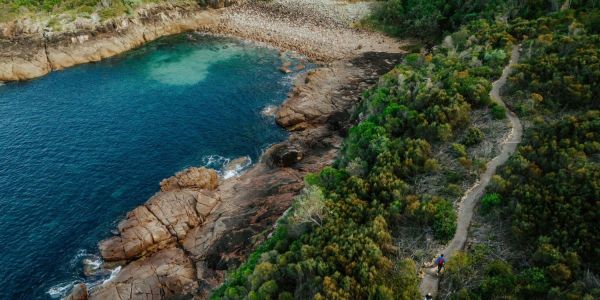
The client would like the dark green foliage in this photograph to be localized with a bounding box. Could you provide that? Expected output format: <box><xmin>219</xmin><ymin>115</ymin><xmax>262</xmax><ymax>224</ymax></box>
<box><xmin>421</xmin><ymin>198</ymin><xmax>457</xmax><ymax>241</ymax></box>
<box><xmin>490</xmin><ymin>103</ymin><xmax>507</xmax><ymax>119</ymax></box>
<box><xmin>507</xmin><ymin>16</ymin><xmax>600</xmax><ymax>111</ymax></box>
<box><xmin>369</xmin><ymin>0</ymin><xmax>515</xmax><ymax>39</ymax></box>
<box><xmin>479</xmin><ymin>111</ymin><xmax>600</xmax><ymax>298</ymax></box>
<box><xmin>494</xmin><ymin>111</ymin><xmax>600</xmax><ymax>271</ymax></box>
<box><xmin>480</xmin><ymin>260</ymin><xmax>517</xmax><ymax>298</ymax></box>
<box><xmin>366</xmin><ymin>0</ymin><xmax>591</xmax><ymax>40</ymax></box>
<box><xmin>463</xmin><ymin>127</ymin><xmax>485</xmax><ymax>146</ymax></box>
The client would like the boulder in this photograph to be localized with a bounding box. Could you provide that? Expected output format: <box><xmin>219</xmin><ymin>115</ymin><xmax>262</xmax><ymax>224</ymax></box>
<box><xmin>99</xmin><ymin>190</ymin><xmax>221</xmax><ymax>261</ymax></box>
<box><xmin>63</xmin><ymin>283</ymin><xmax>87</xmax><ymax>300</ymax></box>
<box><xmin>90</xmin><ymin>248</ymin><xmax>198</xmax><ymax>300</ymax></box>
<box><xmin>266</xmin><ymin>143</ymin><xmax>303</xmax><ymax>167</ymax></box>
<box><xmin>99</xmin><ymin>205</ymin><xmax>173</xmax><ymax>261</ymax></box>
<box><xmin>146</xmin><ymin>190</ymin><xmax>213</xmax><ymax>239</ymax></box>
<box><xmin>160</xmin><ymin>167</ymin><xmax>218</xmax><ymax>191</ymax></box>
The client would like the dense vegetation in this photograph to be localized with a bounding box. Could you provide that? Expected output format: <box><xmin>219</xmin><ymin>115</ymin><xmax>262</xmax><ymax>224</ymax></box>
<box><xmin>444</xmin><ymin>111</ymin><xmax>599</xmax><ymax>299</ymax></box>
<box><xmin>212</xmin><ymin>8</ymin><xmax>522</xmax><ymax>300</ymax></box>
<box><xmin>440</xmin><ymin>7</ymin><xmax>600</xmax><ymax>300</ymax></box>
<box><xmin>213</xmin><ymin>1</ymin><xmax>599</xmax><ymax>300</ymax></box>
<box><xmin>369</xmin><ymin>0</ymin><xmax>600</xmax><ymax>40</ymax></box>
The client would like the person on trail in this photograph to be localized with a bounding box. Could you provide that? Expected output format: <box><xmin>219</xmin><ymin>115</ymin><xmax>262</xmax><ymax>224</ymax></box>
<box><xmin>424</xmin><ymin>292</ymin><xmax>433</xmax><ymax>300</ymax></box>
<box><xmin>435</xmin><ymin>254</ymin><xmax>445</xmax><ymax>274</ymax></box>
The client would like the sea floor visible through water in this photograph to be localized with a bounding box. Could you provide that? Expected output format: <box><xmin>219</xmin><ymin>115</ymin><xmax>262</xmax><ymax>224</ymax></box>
<box><xmin>0</xmin><ymin>33</ymin><xmax>308</xmax><ymax>299</ymax></box>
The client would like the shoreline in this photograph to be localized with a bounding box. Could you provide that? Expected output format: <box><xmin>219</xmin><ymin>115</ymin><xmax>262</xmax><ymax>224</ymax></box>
<box><xmin>0</xmin><ymin>2</ymin><xmax>222</xmax><ymax>82</ymax></box>
<box><xmin>1</xmin><ymin>1</ymin><xmax>407</xmax><ymax>299</ymax></box>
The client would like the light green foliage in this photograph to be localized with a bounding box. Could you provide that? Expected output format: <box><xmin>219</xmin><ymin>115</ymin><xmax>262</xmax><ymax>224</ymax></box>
<box><xmin>480</xmin><ymin>193</ymin><xmax>501</xmax><ymax>212</ymax></box>
<box><xmin>451</xmin><ymin>143</ymin><xmax>468</xmax><ymax>158</ymax></box>
<box><xmin>290</xmin><ymin>186</ymin><xmax>326</xmax><ymax>227</ymax></box>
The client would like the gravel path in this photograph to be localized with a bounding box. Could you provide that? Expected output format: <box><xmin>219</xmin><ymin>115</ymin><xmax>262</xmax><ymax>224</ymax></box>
<box><xmin>419</xmin><ymin>45</ymin><xmax>523</xmax><ymax>298</ymax></box>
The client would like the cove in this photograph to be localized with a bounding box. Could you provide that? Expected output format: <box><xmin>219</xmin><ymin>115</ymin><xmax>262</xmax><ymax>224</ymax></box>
<box><xmin>0</xmin><ymin>34</ymin><xmax>301</xmax><ymax>299</ymax></box>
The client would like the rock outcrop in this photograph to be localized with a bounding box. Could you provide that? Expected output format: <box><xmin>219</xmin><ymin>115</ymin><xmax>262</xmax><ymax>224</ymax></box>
<box><xmin>159</xmin><ymin>167</ymin><xmax>218</xmax><ymax>192</ymax></box>
<box><xmin>90</xmin><ymin>248</ymin><xmax>198</xmax><ymax>299</ymax></box>
<box><xmin>64</xmin><ymin>283</ymin><xmax>87</xmax><ymax>300</ymax></box>
<box><xmin>86</xmin><ymin>51</ymin><xmax>403</xmax><ymax>299</ymax></box>
<box><xmin>99</xmin><ymin>189</ymin><xmax>220</xmax><ymax>262</ymax></box>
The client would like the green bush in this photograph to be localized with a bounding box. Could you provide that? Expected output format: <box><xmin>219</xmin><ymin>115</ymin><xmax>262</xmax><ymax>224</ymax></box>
<box><xmin>462</xmin><ymin>127</ymin><xmax>485</xmax><ymax>146</ymax></box>
<box><xmin>451</xmin><ymin>143</ymin><xmax>468</xmax><ymax>157</ymax></box>
<box><xmin>480</xmin><ymin>260</ymin><xmax>516</xmax><ymax>298</ymax></box>
<box><xmin>480</xmin><ymin>193</ymin><xmax>501</xmax><ymax>212</ymax></box>
<box><xmin>490</xmin><ymin>103</ymin><xmax>507</xmax><ymax>119</ymax></box>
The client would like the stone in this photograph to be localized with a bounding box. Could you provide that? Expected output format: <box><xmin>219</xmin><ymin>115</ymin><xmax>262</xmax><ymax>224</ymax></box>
<box><xmin>98</xmin><ymin>189</ymin><xmax>222</xmax><ymax>261</ymax></box>
<box><xmin>266</xmin><ymin>143</ymin><xmax>303</xmax><ymax>167</ymax></box>
<box><xmin>160</xmin><ymin>167</ymin><xmax>218</xmax><ymax>191</ymax></box>
<box><xmin>146</xmin><ymin>190</ymin><xmax>204</xmax><ymax>240</ymax></box>
<box><xmin>63</xmin><ymin>283</ymin><xmax>87</xmax><ymax>300</ymax></box>
<box><xmin>90</xmin><ymin>248</ymin><xmax>198</xmax><ymax>300</ymax></box>
<box><xmin>99</xmin><ymin>205</ymin><xmax>173</xmax><ymax>261</ymax></box>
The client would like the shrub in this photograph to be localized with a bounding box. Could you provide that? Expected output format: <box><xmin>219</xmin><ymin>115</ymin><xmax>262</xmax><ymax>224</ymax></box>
<box><xmin>490</xmin><ymin>103</ymin><xmax>507</xmax><ymax>119</ymax></box>
<box><xmin>462</xmin><ymin>127</ymin><xmax>485</xmax><ymax>146</ymax></box>
<box><xmin>451</xmin><ymin>143</ymin><xmax>468</xmax><ymax>157</ymax></box>
<box><xmin>480</xmin><ymin>193</ymin><xmax>501</xmax><ymax>212</ymax></box>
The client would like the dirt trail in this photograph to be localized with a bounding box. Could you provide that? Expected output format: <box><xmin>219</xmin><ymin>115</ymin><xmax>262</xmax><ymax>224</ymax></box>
<box><xmin>419</xmin><ymin>45</ymin><xmax>523</xmax><ymax>298</ymax></box>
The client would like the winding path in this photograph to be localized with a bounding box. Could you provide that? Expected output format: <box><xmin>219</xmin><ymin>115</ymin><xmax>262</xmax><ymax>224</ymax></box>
<box><xmin>418</xmin><ymin>45</ymin><xmax>523</xmax><ymax>298</ymax></box>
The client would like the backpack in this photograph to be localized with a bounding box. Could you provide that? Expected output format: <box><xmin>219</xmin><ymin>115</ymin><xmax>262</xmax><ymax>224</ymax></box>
<box><xmin>437</xmin><ymin>257</ymin><xmax>445</xmax><ymax>266</ymax></box>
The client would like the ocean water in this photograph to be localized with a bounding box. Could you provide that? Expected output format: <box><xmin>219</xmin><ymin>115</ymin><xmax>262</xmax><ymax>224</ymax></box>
<box><xmin>0</xmin><ymin>34</ymin><xmax>302</xmax><ymax>299</ymax></box>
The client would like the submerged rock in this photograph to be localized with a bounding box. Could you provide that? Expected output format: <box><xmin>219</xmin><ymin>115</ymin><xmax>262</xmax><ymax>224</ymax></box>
<box><xmin>160</xmin><ymin>167</ymin><xmax>218</xmax><ymax>191</ymax></box>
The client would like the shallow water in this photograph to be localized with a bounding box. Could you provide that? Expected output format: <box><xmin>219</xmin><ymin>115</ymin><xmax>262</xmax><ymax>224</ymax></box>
<box><xmin>0</xmin><ymin>34</ymin><xmax>300</xmax><ymax>299</ymax></box>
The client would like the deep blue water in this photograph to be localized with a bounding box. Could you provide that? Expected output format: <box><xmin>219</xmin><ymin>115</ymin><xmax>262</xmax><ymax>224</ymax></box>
<box><xmin>0</xmin><ymin>34</ymin><xmax>299</xmax><ymax>299</ymax></box>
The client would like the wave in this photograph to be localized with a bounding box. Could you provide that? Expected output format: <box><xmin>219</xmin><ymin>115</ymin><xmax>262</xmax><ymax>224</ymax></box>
<box><xmin>261</xmin><ymin>105</ymin><xmax>278</xmax><ymax>117</ymax></box>
<box><xmin>102</xmin><ymin>266</ymin><xmax>122</xmax><ymax>285</ymax></box>
<box><xmin>223</xmin><ymin>156</ymin><xmax>252</xmax><ymax>179</ymax></box>
<box><xmin>47</xmin><ymin>249</ymin><xmax>111</xmax><ymax>298</ymax></box>
<box><xmin>47</xmin><ymin>281</ymin><xmax>76</xmax><ymax>298</ymax></box>
<box><xmin>201</xmin><ymin>154</ymin><xmax>253</xmax><ymax>179</ymax></box>
<box><xmin>201</xmin><ymin>154</ymin><xmax>231</xmax><ymax>170</ymax></box>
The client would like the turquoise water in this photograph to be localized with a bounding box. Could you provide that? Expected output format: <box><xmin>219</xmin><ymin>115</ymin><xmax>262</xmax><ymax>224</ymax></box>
<box><xmin>0</xmin><ymin>34</ymin><xmax>300</xmax><ymax>299</ymax></box>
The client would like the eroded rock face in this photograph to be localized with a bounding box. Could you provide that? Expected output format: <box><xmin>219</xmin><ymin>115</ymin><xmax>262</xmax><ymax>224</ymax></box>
<box><xmin>160</xmin><ymin>167</ymin><xmax>218</xmax><ymax>192</ymax></box>
<box><xmin>99</xmin><ymin>205</ymin><xmax>174</xmax><ymax>261</ymax></box>
<box><xmin>276</xmin><ymin>67</ymin><xmax>356</xmax><ymax>131</ymax></box>
<box><xmin>265</xmin><ymin>143</ymin><xmax>303</xmax><ymax>167</ymax></box>
<box><xmin>90</xmin><ymin>248</ymin><xmax>198</xmax><ymax>300</ymax></box>
<box><xmin>99</xmin><ymin>190</ymin><xmax>220</xmax><ymax>261</ymax></box>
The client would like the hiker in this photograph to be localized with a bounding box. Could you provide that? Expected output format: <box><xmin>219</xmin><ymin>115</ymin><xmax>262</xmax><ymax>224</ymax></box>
<box><xmin>424</xmin><ymin>292</ymin><xmax>433</xmax><ymax>300</ymax></box>
<box><xmin>435</xmin><ymin>254</ymin><xmax>445</xmax><ymax>274</ymax></box>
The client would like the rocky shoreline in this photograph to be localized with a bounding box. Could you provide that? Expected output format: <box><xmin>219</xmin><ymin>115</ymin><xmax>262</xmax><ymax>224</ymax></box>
<box><xmin>1</xmin><ymin>1</ymin><xmax>406</xmax><ymax>299</ymax></box>
<box><xmin>0</xmin><ymin>1</ymin><xmax>227</xmax><ymax>82</ymax></box>
<box><xmin>70</xmin><ymin>51</ymin><xmax>402</xmax><ymax>300</ymax></box>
